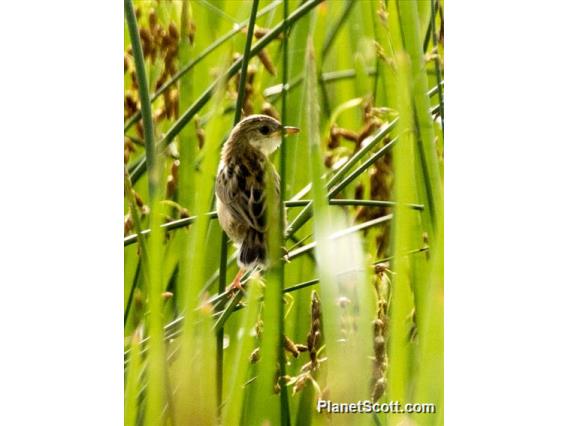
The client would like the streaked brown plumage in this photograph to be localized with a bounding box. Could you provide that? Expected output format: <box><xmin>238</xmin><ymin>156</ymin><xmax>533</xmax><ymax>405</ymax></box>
<box><xmin>215</xmin><ymin>114</ymin><xmax>299</xmax><ymax>289</ymax></box>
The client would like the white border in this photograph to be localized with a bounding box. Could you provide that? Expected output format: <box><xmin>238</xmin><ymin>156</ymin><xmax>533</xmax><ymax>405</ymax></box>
<box><xmin>0</xmin><ymin>1</ymin><xmax>123</xmax><ymax>424</ymax></box>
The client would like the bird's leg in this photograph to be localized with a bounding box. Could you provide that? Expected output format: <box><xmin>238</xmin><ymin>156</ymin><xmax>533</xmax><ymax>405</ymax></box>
<box><xmin>228</xmin><ymin>268</ymin><xmax>245</xmax><ymax>293</ymax></box>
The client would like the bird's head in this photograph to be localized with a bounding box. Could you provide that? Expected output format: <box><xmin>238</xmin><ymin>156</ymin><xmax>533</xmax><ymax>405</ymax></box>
<box><xmin>229</xmin><ymin>114</ymin><xmax>300</xmax><ymax>156</ymax></box>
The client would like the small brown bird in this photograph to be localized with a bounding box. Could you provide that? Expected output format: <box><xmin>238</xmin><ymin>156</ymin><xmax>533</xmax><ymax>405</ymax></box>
<box><xmin>215</xmin><ymin>114</ymin><xmax>299</xmax><ymax>290</ymax></box>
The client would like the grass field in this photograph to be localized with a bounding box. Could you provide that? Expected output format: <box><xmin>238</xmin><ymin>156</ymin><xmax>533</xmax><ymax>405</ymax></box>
<box><xmin>124</xmin><ymin>1</ymin><xmax>444</xmax><ymax>424</ymax></box>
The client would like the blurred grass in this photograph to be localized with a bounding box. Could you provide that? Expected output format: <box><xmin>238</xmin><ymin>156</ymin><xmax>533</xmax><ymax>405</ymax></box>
<box><xmin>124</xmin><ymin>1</ymin><xmax>444</xmax><ymax>425</ymax></box>
<box><xmin>125</xmin><ymin>1</ymin><xmax>167</xmax><ymax>424</ymax></box>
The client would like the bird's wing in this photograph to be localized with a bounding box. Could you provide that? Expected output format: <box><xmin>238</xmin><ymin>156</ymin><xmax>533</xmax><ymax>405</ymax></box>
<box><xmin>216</xmin><ymin>159</ymin><xmax>277</xmax><ymax>233</ymax></box>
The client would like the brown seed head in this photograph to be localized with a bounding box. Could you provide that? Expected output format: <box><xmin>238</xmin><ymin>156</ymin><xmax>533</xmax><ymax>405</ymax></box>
<box><xmin>168</xmin><ymin>23</ymin><xmax>179</xmax><ymax>41</ymax></box>
<box><xmin>148</xmin><ymin>9</ymin><xmax>157</xmax><ymax>29</ymax></box>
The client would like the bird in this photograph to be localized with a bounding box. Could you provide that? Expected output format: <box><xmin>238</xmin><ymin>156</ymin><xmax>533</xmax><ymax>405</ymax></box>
<box><xmin>215</xmin><ymin>114</ymin><xmax>299</xmax><ymax>291</ymax></box>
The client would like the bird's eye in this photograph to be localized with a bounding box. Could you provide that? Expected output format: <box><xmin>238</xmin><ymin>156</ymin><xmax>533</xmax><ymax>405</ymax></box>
<box><xmin>259</xmin><ymin>125</ymin><xmax>270</xmax><ymax>135</ymax></box>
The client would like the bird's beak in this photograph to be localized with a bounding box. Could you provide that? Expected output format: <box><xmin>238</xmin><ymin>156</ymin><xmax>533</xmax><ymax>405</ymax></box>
<box><xmin>283</xmin><ymin>126</ymin><xmax>300</xmax><ymax>135</ymax></box>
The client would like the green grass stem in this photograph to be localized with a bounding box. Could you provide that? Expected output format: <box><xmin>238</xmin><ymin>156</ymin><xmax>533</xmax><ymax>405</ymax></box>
<box><xmin>429</xmin><ymin>0</ymin><xmax>444</xmax><ymax>132</ymax></box>
<box><xmin>318</xmin><ymin>0</ymin><xmax>356</xmax><ymax>117</ymax></box>
<box><xmin>398</xmin><ymin>0</ymin><xmax>443</xmax><ymax>238</ymax></box>
<box><xmin>277</xmin><ymin>0</ymin><xmax>291</xmax><ymax>423</ymax></box>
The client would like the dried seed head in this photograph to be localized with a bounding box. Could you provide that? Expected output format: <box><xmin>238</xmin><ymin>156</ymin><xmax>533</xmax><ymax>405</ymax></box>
<box><xmin>164</xmin><ymin>48</ymin><xmax>178</xmax><ymax>75</ymax></box>
<box><xmin>125</xmin><ymin>94</ymin><xmax>138</xmax><ymax>115</ymax></box>
<box><xmin>124</xmin><ymin>213</ymin><xmax>133</xmax><ymax>235</ymax></box>
<box><xmin>243</xmin><ymin>101</ymin><xmax>254</xmax><ymax>116</ymax></box>
<box><xmin>134</xmin><ymin>191</ymin><xmax>144</xmax><ymax>209</ymax></box>
<box><xmin>246</xmin><ymin>65</ymin><xmax>257</xmax><ymax>84</ymax></box>
<box><xmin>311</xmin><ymin>292</ymin><xmax>321</xmax><ymax>324</ymax></box>
<box><xmin>374</xmin><ymin>40</ymin><xmax>388</xmax><ymax>62</ymax></box>
<box><xmin>155</xmin><ymin>107</ymin><xmax>167</xmax><ymax>122</ymax></box>
<box><xmin>306</xmin><ymin>291</ymin><xmax>322</xmax><ymax>369</ymax></box>
<box><xmin>355</xmin><ymin>183</ymin><xmax>364</xmax><ymax>200</ymax></box>
<box><xmin>255</xmin><ymin>320</ymin><xmax>264</xmax><ymax>338</ymax></box>
<box><xmin>130</xmin><ymin>70</ymin><xmax>138</xmax><ymax>90</ymax></box>
<box><xmin>309</xmin><ymin>331</ymin><xmax>320</xmax><ymax>366</ymax></box>
<box><xmin>357</xmin><ymin>121</ymin><xmax>378</xmax><ymax>146</ymax></box>
<box><xmin>284</xmin><ymin>335</ymin><xmax>300</xmax><ymax>358</ymax></box>
<box><xmin>354</xmin><ymin>206</ymin><xmax>368</xmax><ymax>222</ymax></box>
<box><xmin>139</xmin><ymin>28</ymin><xmax>152</xmax><ymax>52</ymax></box>
<box><xmin>155</xmin><ymin>72</ymin><xmax>167</xmax><ymax>92</ymax></box>
<box><xmin>187</xmin><ymin>20</ymin><xmax>196</xmax><ymax>45</ymax></box>
<box><xmin>253</xmin><ymin>26</ymin><xmax>268</xmax><ymax>39</ymax></box>
<box><xmin>168</xmin><ymin>23</ymin><xmax>179</xmax><ymax>42</ymax></box>
<box><xmin>374</xmin><ymin>262</ymin><xmax>390</xmax><ymax>275</ymax></box>
<box><xmin>249</xmin><ymin>347</ymin><xmax>260</xmax><ymax>364</ymax></box>
<box><xmin>135</xmin><ymin>121</ymin><xmax>144</xmax><ymax>138</ymax></box>
<box><xmin>166</xmin><ymin>88</ymin><xmax>179</xmax><ymax>118</ymax></box>
<box><xmin>196</xmin><ymin>127</ymin><xmax>205</xmax><ymax>149</ymax></box>
<box><xmin>261</xmin><ymin>102</ymin><xmax>280</xmax><ymax>120</ymax></box>
<box><xmin>148</xmin><ymin>8</ymin><xmax>157</xmax><ymax>29</ymax></box>
<box><xmin>373</xmin><ymin>318</ymin><xmax>384</xmax><ymax>334</ymax></box>
<box><xmin>307</xmin><ymin>330</ymin><xmax>317</xmax><ymax>352</ymax></box>
<box><xmin>166</xmin><ymin>175</ymin><xmax>176</xmax><ymax>198</ymax></box>
<box><xmin>155</xmin><ymin>25</ymin><xmax>166</xmax><ymax>45</ymax></box>
<box><xmin>258</xmin><ymin>49</ymin><xmax>276</xmax><ymax>75</ymax></box>
<box><xmin>334</xmin><ymin>127</ymin><xmax>359</xmax><ymax>143</ymax></box>
<box><xmin>273</xmin><ymin>368</ymin><xmax>282</xmax><ymax>394</ymax></box>
<box><xmin>124</xmin><ymin>137</ymin><xmax>135</xmax><ymax>152</ymax></box>
<box><xmin>327</xmin><ymin>125</ymin><xmax>340</xmax><ymax>149</ymax></box>
<box><xmin>292</xmin><ymin>373</ymin><xmax>308</xmax><ymax>395</ymax></box>
<box><xmin>372</xmin><ymin>377</ymin><xmax>387</xmax><ymax>402</ymax></box>
<box><xmin>171</xmin><ymin>159</ymin><xmax>180</xmax><ymax>181</ymax></box>
<box><xmin>374</xmin><ymin>335</ymin><xmax>385</xmax><ymax>353</ymax></box>
<box><xmin>371</xmin><ymin>261</ymin><xmax>390</xmax><ymax>397</ymax></box>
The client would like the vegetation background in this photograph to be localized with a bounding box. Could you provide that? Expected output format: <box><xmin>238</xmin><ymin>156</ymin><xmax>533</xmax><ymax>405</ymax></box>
<box><xmin>124</xmin><ymin>0</ymin><xmax>444</xmax><ymax>425</ymax></box>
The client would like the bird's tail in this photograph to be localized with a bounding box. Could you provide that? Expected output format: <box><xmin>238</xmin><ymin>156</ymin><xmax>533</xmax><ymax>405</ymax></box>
<box><xmin>239</xmin><ymin>229</ymin><xmax>266</xmax><ymax>268</ymax></box>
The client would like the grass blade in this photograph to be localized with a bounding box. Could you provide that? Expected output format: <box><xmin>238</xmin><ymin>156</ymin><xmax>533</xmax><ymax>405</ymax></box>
<box><xmin>398</xmin><ymin>0</ymin><xmax>443</xmax><ymax>239</ymax></box>
<box><xmin>124</xmin><ymin>327</ymin><xmax>144</xmax><ymax>426</ymax></box>
<box><xmin>124</xmin><ymin>1</ymin><xmax>167</xmax><ymax>423</ymax></box>
<box><xmin>278</xmin><ymin>0</ymin><xmax>292</xmax><ymax>423</ymax></box>
<box><xmin>171</xmin><ymin>70</ymin><xmax>227</xmax><ymax>426</ymax></box>
<box><xmin>305</xmin><ymin>35</ymin><xmax>375</xmax><ymax>426</ymax></box>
